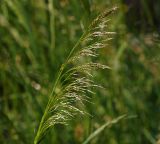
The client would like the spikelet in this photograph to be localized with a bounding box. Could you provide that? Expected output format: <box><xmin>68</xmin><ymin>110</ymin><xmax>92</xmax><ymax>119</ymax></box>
<box><xmin>34</xmin><ymin>6</ymin><xmax>117</xmax><ymax>144</ymax></box>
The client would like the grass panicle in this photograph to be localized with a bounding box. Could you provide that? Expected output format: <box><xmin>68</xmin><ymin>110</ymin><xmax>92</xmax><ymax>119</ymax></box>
<box><xmin>34</xmin><ymin>6</ymin><xmax>117</xmax><ymax>144</ymax></box>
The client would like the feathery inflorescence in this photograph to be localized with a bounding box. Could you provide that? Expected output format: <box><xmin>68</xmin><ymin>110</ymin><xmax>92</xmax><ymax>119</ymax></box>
<box><xmin>34</xmin><ymin>6</ymin><xmax>118</xmax><ymax>144</ymax></box>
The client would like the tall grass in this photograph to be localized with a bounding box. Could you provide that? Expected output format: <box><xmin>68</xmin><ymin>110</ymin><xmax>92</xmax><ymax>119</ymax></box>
<box><xmin>0</xmin><ymin>0</ymin><xmax>160</xmax><ymax>144</ymax></box>
<box><xmin>34</xmin><ymin>7</ymin><xmax>117</xmax><ymax>144</ymax></box>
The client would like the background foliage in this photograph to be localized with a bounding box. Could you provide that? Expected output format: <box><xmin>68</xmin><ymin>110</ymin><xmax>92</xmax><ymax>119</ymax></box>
<box><xmin>0</xmin><ymin>0</ymin><xmax>160</xmax><ymax>144</ymax></box>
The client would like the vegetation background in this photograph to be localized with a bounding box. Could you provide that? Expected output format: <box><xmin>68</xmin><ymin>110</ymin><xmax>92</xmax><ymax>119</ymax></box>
<box><xmin>0</xmin><ymin>0</ymin><xmax>160</xmax><ymax>144</ymax></box>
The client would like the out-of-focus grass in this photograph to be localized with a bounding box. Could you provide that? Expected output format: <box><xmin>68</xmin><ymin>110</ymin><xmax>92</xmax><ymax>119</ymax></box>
<box><xmin>0</xmin><ymin>0</ymin><xmax>160</xmax><ymax>144</ymax></box>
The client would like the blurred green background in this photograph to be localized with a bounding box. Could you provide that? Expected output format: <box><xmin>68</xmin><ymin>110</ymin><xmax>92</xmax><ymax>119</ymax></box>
<box><xmin>0</xmin><ymin>0</ymin><xmax>160</xmax><ymax>144</ymax></box>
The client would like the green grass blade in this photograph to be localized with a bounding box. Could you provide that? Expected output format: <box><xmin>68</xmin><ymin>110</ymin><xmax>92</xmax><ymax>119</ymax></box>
<box><xmin>82</xmin><ymin>115</ymin><xmax>127</xmax><ymax>144</ymax></box>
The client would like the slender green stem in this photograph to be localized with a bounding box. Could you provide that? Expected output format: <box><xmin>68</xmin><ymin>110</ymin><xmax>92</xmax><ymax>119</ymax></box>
<box><xmin>49</xmin><ymin>0</ymin><xmax>55</xmax><ymax>51</ymax></box>
<box><xmin>34</xmin><ymin>15</ymin><xmax>91</xmax><ymax>144</ymax></box>
<box><xmin>66</xmin><ymin>32</ymin><xmax>87</xmax><ymax>62</ymax></box>
<box><xmin>34</xmin><ymin>65</ymin><xmax>64</xmax><ymax>144</ymax></box>
<box><xmin>34</xmin><ymin>3</ymin><xmax>58</xmax><ymax>141</ymax></box>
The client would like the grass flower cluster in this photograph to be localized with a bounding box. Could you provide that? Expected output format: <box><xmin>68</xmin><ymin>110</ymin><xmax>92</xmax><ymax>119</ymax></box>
<box><xmin>34</xmin><ymin>7</ymin><xmax>118</xmax><ymax>144</ymax></box>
